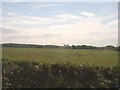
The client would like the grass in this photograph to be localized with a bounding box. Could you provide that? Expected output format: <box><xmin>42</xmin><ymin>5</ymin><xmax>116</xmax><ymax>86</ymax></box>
<box><xmin>2</xmin><ymin>47</ymin><xmax>119</xmax><ymax>88</ymax></box>
<box><xmin>2</xmin><ymin>47</ymin><xmax>118</xmax><ymax>67</ymax></box>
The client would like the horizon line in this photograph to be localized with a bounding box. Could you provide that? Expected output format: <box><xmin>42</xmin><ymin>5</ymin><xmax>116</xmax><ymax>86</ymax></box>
<box><xmin>1</xmin><ymin>42</ymin><xmax>118</xmax><ymax>47</ymax></box>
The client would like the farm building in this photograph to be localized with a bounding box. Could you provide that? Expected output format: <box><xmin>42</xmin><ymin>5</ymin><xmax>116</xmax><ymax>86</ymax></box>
<box><xmin>63</xmin><ymin>44</ymin><xmax>70</xmax><ymax>49</ymax></box>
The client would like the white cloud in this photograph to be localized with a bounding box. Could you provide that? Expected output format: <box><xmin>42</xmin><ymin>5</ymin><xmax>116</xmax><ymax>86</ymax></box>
<box><xmin>39</xmin><ymin>16</ymin><xmax>117</xmax><ymax>46</ymax></box>
<box><xmin>2</xmin><ymin>12</ymin><xmax>118</xmax><ymax>46</ymax></box>
<box><xmin>6</xmin><ymin>12</ymin><xmax>17</xmax><ymax>16</ymax></box>
<box><xmin>55</xmin><ymin>13</ymin><xmax>83</xmax><ymax>21</ymax></box>
<box><xmin>81</xmin><ymin>12</ymin><xmax>95</xmax><ymax>17</ymax></box>
<box><xmin>3</xmin><ymin>15</ymin><xmax>52</xmax><ymax>26</ymax></box>
<box><xmin>2</xmin><ymin>12</ymin><xmax>84</xmax><ymax>29</ymax></box>
<box><xmin>33</xmin><ymin>4</ymin><xmax>56</xmax><ymax>8</ymax></box>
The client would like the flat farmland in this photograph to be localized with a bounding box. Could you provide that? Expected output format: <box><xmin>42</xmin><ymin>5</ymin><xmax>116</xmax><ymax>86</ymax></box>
<box><xmin>2</xmin><ymin>47</ymin><xmax>118</xmax><ymax>67</ymax></box>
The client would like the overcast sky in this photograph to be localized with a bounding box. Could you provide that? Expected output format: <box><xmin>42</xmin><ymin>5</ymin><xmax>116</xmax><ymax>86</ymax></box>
<box><xmin>1</xmin><ymin>2</ymin><xmax>118</xmax><ymax>46</ymax></box>
<box><xmin>1</xmin><ymin>0</ymin><xmax>119</xmax><ymax>2</ymax></box>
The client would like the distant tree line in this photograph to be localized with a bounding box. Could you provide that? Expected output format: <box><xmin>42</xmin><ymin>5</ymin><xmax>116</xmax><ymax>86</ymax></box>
<box><xmin>1</xmin><ymin>43</ymin><xmax>59</xmax><ymax>48</ymax></box>
<box><xmin>71</xmin><ymin>45</ymin><xmax>120</xmax><ymax>51</ymax></box>
<box><xmin>2</xmin><ymin>43</ymin><xmax>43</xmax><ymax>48</ymax></box>
<box><xmin>71</xmin><ymin>45</ymin><xmax>98</xmax><ymax>49</ymax></box>
<box><xmin>1</xmin><ymin>43</ymin><xmax>120</xmax><ymax>51</ymax></box>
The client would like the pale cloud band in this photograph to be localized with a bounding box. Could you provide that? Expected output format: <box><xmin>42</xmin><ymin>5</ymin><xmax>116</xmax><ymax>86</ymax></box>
<box><xmin>81</xmin><ymin>12</ymin><xmax>95</xmax><ymax>17</ymax></box>
<box><xmin>1</xmin><ymin>0</ymin><xmax>119</xmax><ymax>2</ymax></box>
<box><xmin>1</xmin><ymin>2</ymin><xmax>118</xmax><ymax>46</ymax></box>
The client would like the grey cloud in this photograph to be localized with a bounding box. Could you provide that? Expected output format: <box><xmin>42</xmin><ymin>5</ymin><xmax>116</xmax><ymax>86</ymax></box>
<box><xmin>2</xmin><ymin>27</ymin><xmax>18</xmax><ymax>34</ymax></box>
<box><xmin>102</xmin><ymin>15</ymin><xmax>117</xmax><ymax>25</ymax></box>
<box><xmin>3</xmin><ymin>33</ymin><xmax>62</xmax><ymax>41</ymax></box>
<box><xmin>89</xmin><ymin>32</ymin><xmax>107</xmax><ymax>36</ymax></box>
<box><xmin>2</xmin><ymin>35</ymin><xmax>33</xmax><ymax>43</ymax></box>
<box><xmin>7</xmin><ymin>35</ymin><xmax>32</xmax><ymax>39</ymax></box>
<box><xmin>43</xmin><ymin>33</ymin><xmax>61</xmax><ymax>37</ymax></box>
<box><xmin>36</xmin><ymin>33</ymin><xmax>62</xmax><ymax>38</ymax></box>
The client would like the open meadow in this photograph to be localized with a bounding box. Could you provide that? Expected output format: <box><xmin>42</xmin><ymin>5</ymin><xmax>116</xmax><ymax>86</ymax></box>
<box><xmin>2</xmin><ymin>47</ymin><xmax>119</xmax><ymax>88</ymax></box>
<box><xmin>2</xmin><ymin>47</ymin><xmax>118</xmax><ymax>67</ymax></box>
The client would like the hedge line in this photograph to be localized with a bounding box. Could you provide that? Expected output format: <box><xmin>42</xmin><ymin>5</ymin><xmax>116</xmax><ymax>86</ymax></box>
<box><xmin>2</xmin><ymin>59</ymin><xmax>119</xmax><ymax>88</ymax></box>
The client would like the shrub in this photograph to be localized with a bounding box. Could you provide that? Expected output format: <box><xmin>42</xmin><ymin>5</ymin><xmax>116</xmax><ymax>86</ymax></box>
<box><xmin>2</xmin><ymin>59</ymin><xmax>119</xmax><ymax>88</ymax></box>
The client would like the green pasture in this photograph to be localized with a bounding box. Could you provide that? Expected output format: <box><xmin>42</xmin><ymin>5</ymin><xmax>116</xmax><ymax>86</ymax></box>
<box><xmin>2</xmin><ymin>47</ymin><xmax>118</xmax><ymax>67</ymax></box>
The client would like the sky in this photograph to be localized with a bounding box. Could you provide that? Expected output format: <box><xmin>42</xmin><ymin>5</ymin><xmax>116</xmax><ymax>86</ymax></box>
<box><xmin>1</xmin><ymin>2</ymin><xmax>118</xmax><ymax>46</ymax></box>
<box><xmin>1</xmin><ymin>0</ymin><xmax>119</xmax><ymax>2</ymax></box>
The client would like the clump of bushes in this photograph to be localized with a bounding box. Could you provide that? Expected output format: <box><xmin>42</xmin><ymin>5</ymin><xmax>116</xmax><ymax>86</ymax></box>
<box><xmin>2</xmin><ymin>59</ymin><xmax>119</xmax><ymax>88</ymax></box>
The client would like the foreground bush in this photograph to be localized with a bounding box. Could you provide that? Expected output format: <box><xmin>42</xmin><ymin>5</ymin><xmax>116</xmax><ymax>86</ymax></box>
<box><xmin>2</xmin><ymin>59</ymin><xmax>119</xmax><ymax>88</ymax></box>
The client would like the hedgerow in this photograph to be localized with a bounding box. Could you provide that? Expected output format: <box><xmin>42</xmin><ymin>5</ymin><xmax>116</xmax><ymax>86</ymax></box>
<box><xmin>2</xmin><ymin>59</ymin><xmax>119</xmax><ymax>88</ymax></box>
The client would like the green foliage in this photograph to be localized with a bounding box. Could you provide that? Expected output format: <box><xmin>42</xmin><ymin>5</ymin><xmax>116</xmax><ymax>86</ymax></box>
<box><xmin>2</xmin><ymin>59</ymin><xmax>119</xmax><ymax>88</ymax></box>
<box><xmin>2</xmin><ymin>47</ymin><xmax>118</xmax><ymax>66</ymax></box>
<box><xmin>2</xmin><ymin>43</ymin><xmax>118</xmax><ymax>50</ymax></box>
<box><xmin>72</xmin><ymin>45</ymin><xmax>98</xmax><ymax>49</ymax></box>
<box><xmin>2</xmin><ymin>47</ymin><xmax>119</xmax><ymax>88</ymax></box>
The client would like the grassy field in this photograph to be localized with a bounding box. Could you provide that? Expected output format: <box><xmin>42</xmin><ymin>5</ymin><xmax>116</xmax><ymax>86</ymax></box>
<box><xmin>2</xmin><ymin>47</ymin><xmax>118</xmax><ymax>67</ymax></box>
<box><xmin>2</xmin><ymin>47</ymin><xmax>119</xmax><ymax>88</ymax></box>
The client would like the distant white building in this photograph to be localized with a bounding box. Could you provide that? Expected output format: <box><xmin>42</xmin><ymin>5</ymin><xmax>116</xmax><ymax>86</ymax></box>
<box><xmin>63</xmin><ymin>44</ymin><xmax>69</xmax><ymax>49</ymax></box>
